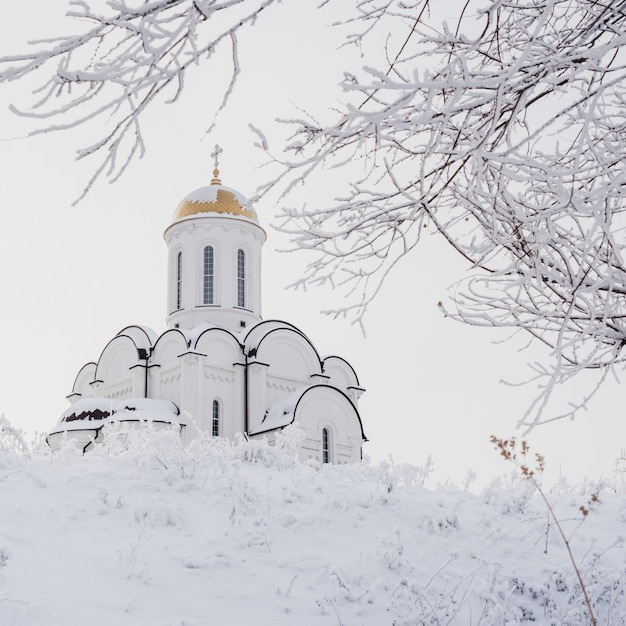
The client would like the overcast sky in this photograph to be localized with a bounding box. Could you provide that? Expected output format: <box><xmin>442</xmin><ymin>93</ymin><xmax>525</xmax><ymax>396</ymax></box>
<box><xmin>1</xmin><ymin>1</ymin><xmax>624</xmax><ymax>488</ymax></box>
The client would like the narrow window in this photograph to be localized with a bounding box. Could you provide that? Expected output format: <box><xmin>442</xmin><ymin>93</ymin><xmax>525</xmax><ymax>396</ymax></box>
<box><xmin>237</xmin><ymin>249</ymin><xmax>245</xmax><ymax>308</ymax></box>
<box><xmin>212</xmin><ymin>400</ymin><xmax>220</xmax><ymax>437</ymax></box>
<box><xmin>176</xmin><ymin>251</ymin><xmax>183</xmax><ymax>310</ymax></box>
<box><xmin>322</xmin><ymin>428</ymin><xmax>330</xmax><ymax>464</ymax></box>
<box><xmin>203</xmin><ymin>245</ymin><xmax>214</xmax><ymax>305</ymax></box>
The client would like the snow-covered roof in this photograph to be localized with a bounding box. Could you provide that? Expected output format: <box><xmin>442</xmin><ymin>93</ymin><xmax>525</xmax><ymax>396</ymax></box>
<box><xmin>113</xmin><ymin>398</ymin><xmax>184</xmax><ymax>425</ymax></box>
<box><xmin>50</xmin><ymin>397</ymin><xmax>114</xmax><ymax>434</ymax></box>
<box><xmin>50</xmin><ymin>397</ymin><xmax>183</xmax><ymax>436</ymax></box>
<box><xmin>250</xmin><ymin>388</ymin><xmax>304</xmax><ymax>435</ymax></box>
<box><xmin>171</xmin><ymin>182</ymin><xmax>259</xmax><ymax>224</ymax></box>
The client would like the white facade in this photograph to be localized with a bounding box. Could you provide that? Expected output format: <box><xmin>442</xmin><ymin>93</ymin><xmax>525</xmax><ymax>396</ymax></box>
<box><xmin>48</xmin><ymin>167</ymin><xmax>367</xmax><ymax>463</ymax></box>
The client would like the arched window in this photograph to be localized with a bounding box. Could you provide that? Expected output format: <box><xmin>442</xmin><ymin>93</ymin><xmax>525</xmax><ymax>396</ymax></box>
<box><xmin>237</xmin><ymin>249</ymin><xmax>245</xmax><ymax>308</ymax></box>
<box><xmin>176</xmin><ymin>251</ymin><xmax>183</xmax><ymax>310</ymax></box>
<box><xmin>212</xmin><ymin>400</ymin><xmax>220</xmax><ymax>437</ymax></box>
<box><xmin>322</xmin><ymin>428</ymin><xmax>330</xmax><ymax>464</ymax></box>
<box><xmin>203</xmin><ymin>245</ymin><xmax>214</xmax><ymax>305</ymax></box>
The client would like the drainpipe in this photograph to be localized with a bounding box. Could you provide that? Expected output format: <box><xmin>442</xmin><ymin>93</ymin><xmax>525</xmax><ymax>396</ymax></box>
<box><xmin>138</xmin><ymin>348</ymin><xmax>150</xmax><ymax>398</ymax></box>
<box><xmin>244</xmin><ymin>353</ymin><xmax>249</xmax><ymax>436</ymax></box>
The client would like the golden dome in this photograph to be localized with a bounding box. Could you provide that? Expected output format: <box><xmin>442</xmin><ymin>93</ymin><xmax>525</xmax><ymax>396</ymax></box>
<box><xmin>172</xmin><ymin>174</ymin><xmax>259</xmax><ymax>223</ymax></box>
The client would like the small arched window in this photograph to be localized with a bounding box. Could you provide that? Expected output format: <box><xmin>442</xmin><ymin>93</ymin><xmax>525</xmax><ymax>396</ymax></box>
<box><xmin>176</xmin><ymin>251</ymin><xmax>183</xmax><ymax>310</ymax></box>
<box><xmin>322</xmin><ymin>428</ymin><xmax>330</xmax><ymax>464</ymax></box>
<box><xmin>212</xmin><ymin>400</ymin><xmax>220</xmax><ymax>437</ymax></box>
<box><xmin>237</xmin><ymin>249</ymin><xmax>246</xmax><ymax>308</ymax></box>
<box><xmin>203</xmin><ymin>245</ymin><xmax>214</xmax><ymax>305</ymax></box>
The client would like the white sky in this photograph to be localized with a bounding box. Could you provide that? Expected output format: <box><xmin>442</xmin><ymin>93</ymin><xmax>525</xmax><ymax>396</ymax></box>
<box><xmin>0</xmin><ymin>1</ymin><xmax>624</xmax><ymax>488</ymax></box>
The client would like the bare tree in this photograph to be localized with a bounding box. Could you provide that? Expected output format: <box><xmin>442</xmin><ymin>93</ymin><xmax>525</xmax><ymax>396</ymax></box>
<box><xmin>2</xmin><ymin>0</ymin><xmax>626</xmax><ymax>428</ymax></box>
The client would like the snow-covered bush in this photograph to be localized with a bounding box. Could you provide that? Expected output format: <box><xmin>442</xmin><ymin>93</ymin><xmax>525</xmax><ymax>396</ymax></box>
<box><xmin>0</xmin><ymin>414</ymin><xmax>29</xmax><ymax>463</ymax></box>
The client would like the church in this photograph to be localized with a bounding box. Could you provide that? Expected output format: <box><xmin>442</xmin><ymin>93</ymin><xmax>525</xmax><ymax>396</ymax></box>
<box><xmin>48</xmin><ymin>151</ymin><xmax>367</xmax><ymax>463</ymax></box>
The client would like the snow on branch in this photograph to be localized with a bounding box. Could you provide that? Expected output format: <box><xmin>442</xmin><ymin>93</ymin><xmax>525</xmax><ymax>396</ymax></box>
<box><xmin>265</xmin><ymin>0</ymin><xmax>626</xmax><ymax>427</ymax></box>
<box><xmin>4</xmin><ymin>0</ymin><xmax>626</xmax><ymax>426</ymax></box>
<box><xmin>0</xmin><ymin>0</ymin><xmax>279</xmax><ymax>201</ymax></box>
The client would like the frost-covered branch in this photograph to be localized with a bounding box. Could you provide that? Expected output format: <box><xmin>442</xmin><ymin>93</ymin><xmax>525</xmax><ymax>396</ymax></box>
<box><xmin>266</xmin><ymin>0</ymin><xmax>626</xmax><ymax>427</ymax></box>
<box><xmin>0</xmin><ymin>0</ymin><xmax>279</xmax><ymax>201</ymax></box>
<box><xmin>5</xmin><ymin>0</ymin><xmax>626</xmax><ymax>426</ymax></box>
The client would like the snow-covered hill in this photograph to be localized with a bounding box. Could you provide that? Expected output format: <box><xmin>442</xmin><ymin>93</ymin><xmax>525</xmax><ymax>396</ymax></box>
<box><xmin>0</xmin><ymin>418</ymin><xmax>623</xmax><ymax>625</ymax></box>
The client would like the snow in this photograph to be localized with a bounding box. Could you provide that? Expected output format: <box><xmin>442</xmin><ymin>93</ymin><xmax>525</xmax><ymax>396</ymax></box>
<box><xmin>254</xmin><ymin>390</ymin><xmax>301</xmax><ymax>433</ymax></box>
<box><xmin>51</xmin><ymin>398</ymin><xmax>183</xmax><ymax>436</ymax></box>
<box><xmin>114</xmin><ymin>398</ymin><xmax>184</xmax><ymax>425</ymax></box>
<box><xmin>183</xmin><ymin>185</ymin><xmax>245</xmax><ymax>205</ymax></box>
<box><xmin>0</xmin><ymin>417</ymin><xmax>624</xmax><ymax>625</ymax></box>
<box><xmin>50</xmin><ymin>397</ymin><xmax>113</xmax><ymax>433</ymax></box>
<box><xmin>179</xmin><ymin>185</ymin><xmax>257</xmax><ymax>216</ymax></box>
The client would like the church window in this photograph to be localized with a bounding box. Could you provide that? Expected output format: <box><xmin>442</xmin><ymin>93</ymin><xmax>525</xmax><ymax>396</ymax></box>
<box><xmin>322</xmin><ymin>428</ymin><xmax>330</xmax><ymax>464</ymax></box>
<box><xmin>203</xmin><ymin>246</ymin><xmax>214</xmax><ymax>305</ymax></box>
<box><xmin>212</xmin><ymin>400</ymin><xmax>220</xmax><ymax>437</ymax></box>
<box><xmin>176</xmin><ymin>251</ymin><xmax>183</xmax><ymax>310</ymax></box>
<box><xmin>237</xmin><ymin>249</ymin><xmax>245</xmax><ymax>308</ymax></box>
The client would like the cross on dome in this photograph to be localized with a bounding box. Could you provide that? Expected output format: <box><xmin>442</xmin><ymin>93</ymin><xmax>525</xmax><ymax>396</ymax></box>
<box><xmin>210</xmin><ymin>144</ymin><xmax>223</xmax><ymax>185</ymax></box>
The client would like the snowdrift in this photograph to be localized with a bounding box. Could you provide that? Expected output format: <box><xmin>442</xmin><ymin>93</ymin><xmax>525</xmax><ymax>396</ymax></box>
<box><xmin>0</xmin><ymin>417</ymin><xmax>623</xmax><ymax>625</ymax></box>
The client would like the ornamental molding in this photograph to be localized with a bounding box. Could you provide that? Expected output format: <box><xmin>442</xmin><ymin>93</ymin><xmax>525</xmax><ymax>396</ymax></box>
<box><xmin>161</xmin><ymin>371</ymin><xmax>181</xmax><ymax>385</ymax></box>
<box><xmin>203</xmin><ymin>370</ymin><xmax>234</xmax><ymax>384</ymax></box>
<box><xmin>106</xmin><ymin>384</ymin><xmax>133</xmax><ymax>399</ymax></box>
<box><xmin>266</xmin><ymin>380</ymin><xmax>297</xmax><ymax>393</ymax></box>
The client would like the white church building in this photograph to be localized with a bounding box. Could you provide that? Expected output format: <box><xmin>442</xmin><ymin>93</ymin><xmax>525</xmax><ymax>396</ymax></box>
<box><xmin>48</xmin><ymin>155</ymin><xmax>367</xmax><ymax>463</ymax></box>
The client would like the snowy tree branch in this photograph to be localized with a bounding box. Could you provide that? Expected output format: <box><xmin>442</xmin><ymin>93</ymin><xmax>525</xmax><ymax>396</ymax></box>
<box><xmin>265</xmin><ymin>0</ymin><xmax>626</xmax><ymax>427</ymax></box>
<box><xmin>0</xmin><ymin>0</ymin><xmax>279</xmax><ymax>201</ymax></box>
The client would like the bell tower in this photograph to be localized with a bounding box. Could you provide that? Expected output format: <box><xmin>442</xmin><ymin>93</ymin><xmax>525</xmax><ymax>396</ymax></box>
<box><xmin>163</xmin><ymin>146</ymin><xmax>266</xmax><ymax>332</ymax></box>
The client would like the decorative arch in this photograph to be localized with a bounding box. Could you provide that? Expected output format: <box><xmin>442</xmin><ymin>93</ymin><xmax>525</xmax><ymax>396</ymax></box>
<box><xmin>116</xmin><ymin>325</ymin><xmax>157</xmax><ymax>351</ymax></box>
<box><xmin>245</xmin><ymin>321</ymin><xmax>323</xmax><ymax>380</ymax></box>
<box><xmin>250</xmin><ymin>384</ymin><xmax>366</xmax><ymax>464</ymax></box>
<box><xmin>255</xmin><ymin>328</ymin><xmax>322</xmax><ymax>380</ymax></box>
<box><xmin>152</xmin><ymin>328</ymin><xmax>188</xmax><ymax>364</ymax></box>
<box><xmin>70</xmin><ymin>362</ymin><xmax>97</xmax><ymax>399</ymax></box>
<box><xmin>322</xmin><ymin>355</ymin><xmax>360</xmax><ymax>391</ymax></box>
<box><xmin>94</xmin><ymin>334</ymin><xmax>141</xmax><ymax>387</ymax></box>
<box><xmin>194</xmin><ymin>327</ymin><xmax>243</xmax><ymax>367</ymax></box>
<box><xmin>292</xmin><ymin>385</ymin><xmax>366</xmax><ymax>442</ymax></box>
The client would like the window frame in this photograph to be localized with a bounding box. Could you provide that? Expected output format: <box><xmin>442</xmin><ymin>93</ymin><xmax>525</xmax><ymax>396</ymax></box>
<box><xmin>203</xmin><ymin>245</ymin><xmax>215</xmax><ymax>305</ymax></box>
<box><xmin>176</xmin><ymin>250</ymin><xmax>183</xmax><ymax>310</ymax></box>
<box><xmin>237</xmin><ymin>248</ymin><xmax>246</xmax><ymax>308</ymax></box>
<box><xmin>322</xmin><ymin>427</ymin><xmax>330</xmax><ymax>464</ymax></box>
<box><xmin>212</xmin><ymin>399</ymin><xmax>220</xmax><ymax>437</ymax></box>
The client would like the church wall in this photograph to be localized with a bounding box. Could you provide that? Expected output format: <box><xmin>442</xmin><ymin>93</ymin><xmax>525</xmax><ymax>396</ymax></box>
<box><xmin>165</xmin><ymin>217</ymin><xmax>264</xmax><ymax>332</ymax></box>
<box><xmin>201</xmin><ymin>364</ymin><xmax>236</xmax><ymax>438</ymax></box>
<box><xmin>293</xmin><ymin>386</ymin><xmax>364</xmax><ymax>464</ymax></box>
<box><xmin>265</xmin><ymin>374</ymin><xmax>300</xmax><ymax>413</ymax></box>
<box><xmin>178</xmin><ymin>352</ymin><xmax>203</xmax><ymax>430</ymax></box>
<box><xmin>255</xmin><ymin>330</ymin><xmax>325</xmax><ymax>430</ymax></box>
<box><xmin>157</xmin><ymin>363</ymin><xmax>182</xmax><ymax>411</ymax></box>
<box><xmin>103</xmin><ymin>379</ymin><xmax>134</xmax><ymax>401</ymax></box>
<box><xmin>246</xmin><ymin>361</ymin><xmax>268</xmax><ymax>435</ymax></box>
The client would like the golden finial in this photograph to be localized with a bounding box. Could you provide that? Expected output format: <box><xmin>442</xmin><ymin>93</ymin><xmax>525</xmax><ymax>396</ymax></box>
<box><xmin>210</xmin><ymin>144</ymin><xmax>223</xmax><ymax>185</ymax></box>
